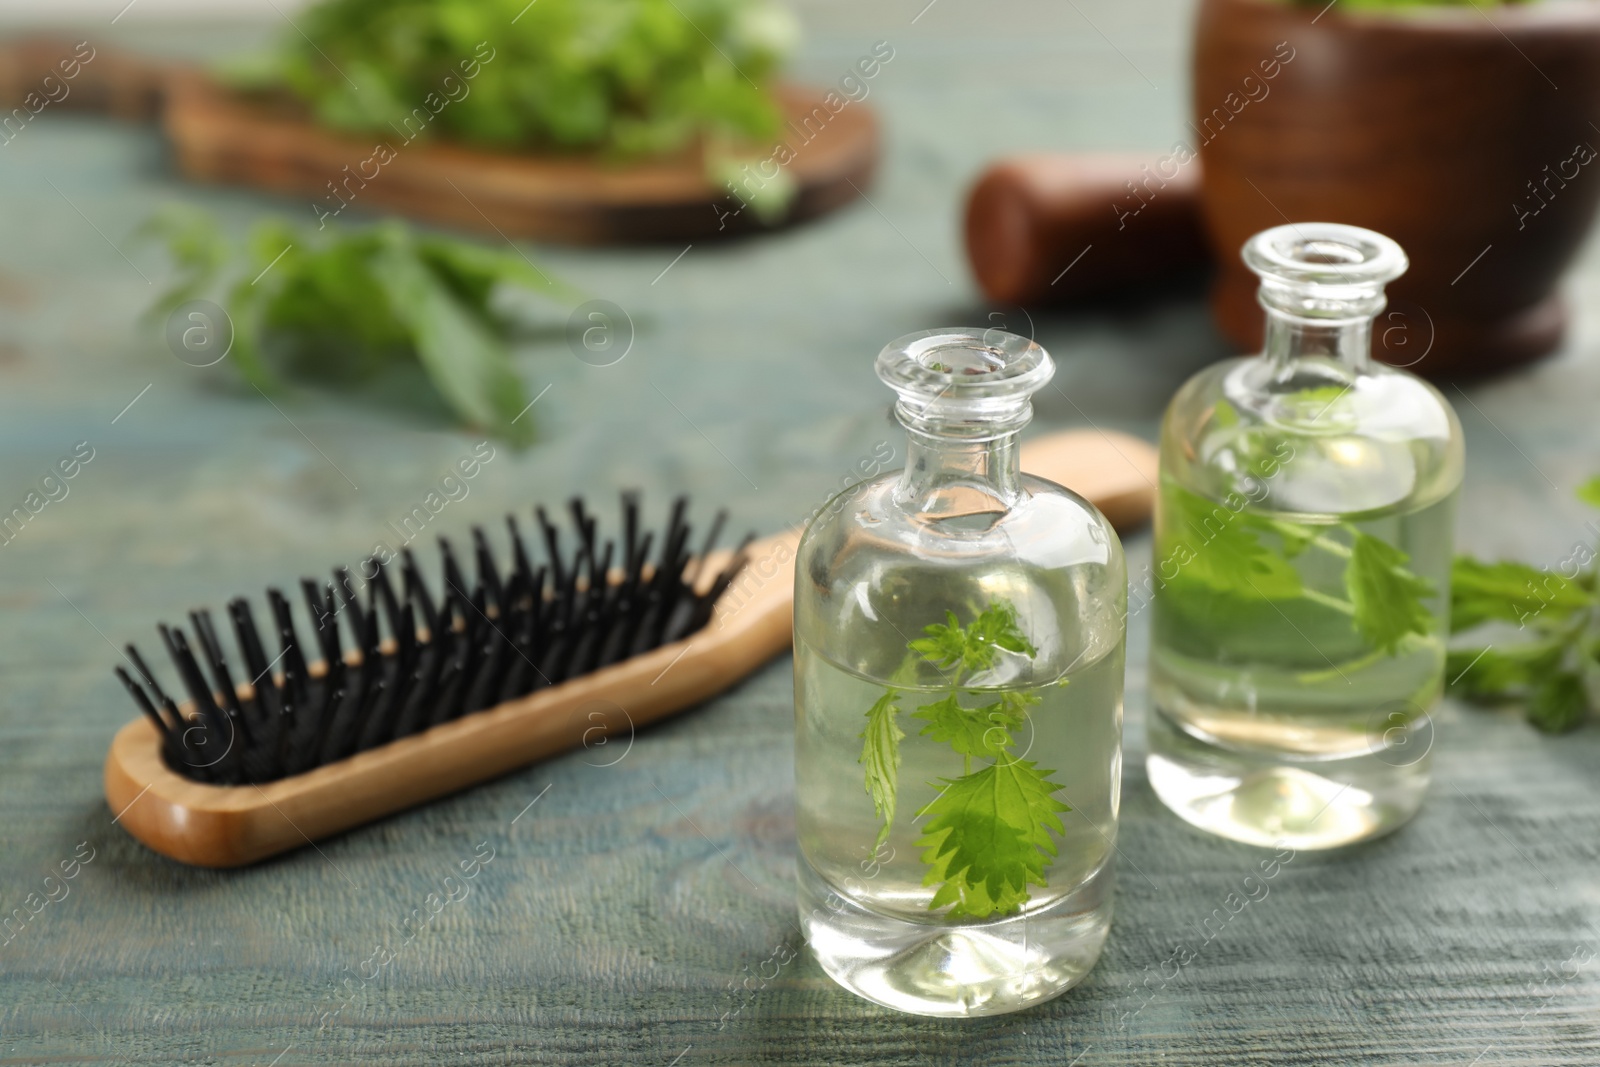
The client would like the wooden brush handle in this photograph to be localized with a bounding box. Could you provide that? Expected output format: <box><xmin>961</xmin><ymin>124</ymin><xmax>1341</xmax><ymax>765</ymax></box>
<box><xmin>104</xmin><ymin>428</ymin><xmax>1156</xmax><ymax>867</ymax></box>
<box><xmin>105</xmin><ymin>530</ymin><xmax>799</xmax><ymax>867</ymax></box>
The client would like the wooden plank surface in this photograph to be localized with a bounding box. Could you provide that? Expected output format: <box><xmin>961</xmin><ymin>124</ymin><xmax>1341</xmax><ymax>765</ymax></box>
<box><xmin>1</xmin><ymin>3</ymin><xmax>1598</xmax><ymax>1065</ymax></box>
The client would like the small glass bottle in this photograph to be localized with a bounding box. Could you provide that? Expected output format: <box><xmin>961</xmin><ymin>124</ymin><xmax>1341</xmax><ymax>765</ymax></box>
<box><xmin>1147</xmin><ymin>223</ymin><xmax>1463</xmax><ymax>850</ymax></box>
<box><xmin>793</xmin><ymin>328</ymin><xmax>1126</xmax><ymax>1017</ymax></box>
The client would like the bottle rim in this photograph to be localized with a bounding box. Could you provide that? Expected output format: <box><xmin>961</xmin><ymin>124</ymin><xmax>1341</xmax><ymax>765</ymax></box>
<box><xmin>1243</xmin><ymin>222</ymin><xmax>1408</xmax><ymax>290</ymax></box>
<box><xmin>875</xmin><ymin>328</ymin><xmax>1054</xmax><ymax>402</ymax></box>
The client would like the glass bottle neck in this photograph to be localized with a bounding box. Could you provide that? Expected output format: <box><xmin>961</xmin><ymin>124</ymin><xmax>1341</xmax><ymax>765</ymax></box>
<box><xmin>1261</xmin><ymin>308</ymin><xmax>1374</xmax><ymax>375</ymax></box>
<box><xmin>895</xmin><ymin>427</ymin><xmax>1024</xmax><ymax>514</ymax></box>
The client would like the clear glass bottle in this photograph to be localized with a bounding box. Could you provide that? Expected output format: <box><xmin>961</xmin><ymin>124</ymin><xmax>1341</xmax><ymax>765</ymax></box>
<box><xmin>1147</xmin><ymin>223</ymin><xmax>1463</xmax><ymax>850</ymax></box>
<box><xmin>793</xmin><ymin>328</ymin><xmax>1126</xmax><ymax>1017</ymax></box>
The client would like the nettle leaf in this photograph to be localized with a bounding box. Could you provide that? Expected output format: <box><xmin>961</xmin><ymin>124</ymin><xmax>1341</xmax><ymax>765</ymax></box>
<box><xmin>370</xmin><ymin>235</ymin><xmax>533</xmax><ymax>446</ymax></box>
<box><xmin>1448</xmin><ymin>472</ymin><xmax>1600</xmax><ymax>735</ymax></box>
<box><xmin>142</xmin><ymin>207</ymin><xmax>567</xmax><ymax>443</ymax></box>
<box><xmin>1345</xmin><ymin>530</ymin><xmax>1436</xmax><ymax>654</ymax></box>
<box><xmin>222</xmin><ymin>275</ymin><xmax>282</xmax><ymax>393</ymax></box>
<box><xmin>710</xmin><ymin>153</ymin><xmax>797</xmax><ymax>223</ymax></box>
<box><xmin>1281</xmin><ymin>384</ymin><xmax>1352</xmax><ymax>421</ymax></box>
<box><xmin>1274</xmin><ymin>520</ymin><xmax>1316</xmax><ymax>560</ymax></box>
<box><xmin>911</xmin><ymin>692</ymin><xmax>1029</xmax><ymax>759</ymax></box>
<box><xmin>968</xmin><ymin>600</ymin><xmax>1038</xmax><ymax>659</ymax></box>
<box><xmin>915</xmin><ymin>759</ymin><xmax>1069</xmax><ymax>920</ymax></box>
<box><xmin>994</xmin><ymin>688</ymin><xmax>1043</xmax><ymax>722</ymax></box>
<box><xmin>913</xmin><ymin>693</ymin><xmax>997</xmax><ymax>757</ymax></box>
<box><xmin>416</xmin><ymin>235</ymin><xmax>578</xmax><ymax>314</ymax></box>
<box><xmin>258</xmin><ymin>228</ymin><xmax>410</xmax><ymax>365</ymax></box>
<box><xmin>908</xmin><ymin>611</ymin><xmax>971</xmax><ymax>673</ymax></box>
<box><xmin>1451</xmin><ymin>557</ymin><xmax>1590</xmax><ymax>632</ymax></box>
<box><xmin>1162</xmin><ymin>484</ymin><xmax>1302</xmax><ymax>599</ymax></box>
<box><xmin>271</xmin><ymin>0</ymin><xmax>792</xmax><ymax>179</ymax></box>
<box><xmin>909</xmin><ymin>599</ymin><xmax>1035</xmax><ymax>677</ymax></box>
<box><xmin>136</xmin><ymin>204</ymin><xmax>228</xmax><ymax>317</ymax></box>
<box><xmin>861</xmin><ymin>599</ymin><xmax>1063</xmax><ymax>912</ymax></box>
<box><xmin>1528</xmin><ymin>671</ymin><xmax>1590</xmax><ymax>734</ymax></box>
<box><xmin>859</xmin><ymin>690</ymin><xmax>903</xmax><ymax>849</ymax></box>
<box><xmin>1446</xmin><ymin>642</ymin><xmax>1565</xmax><ymax>703</ymax></box>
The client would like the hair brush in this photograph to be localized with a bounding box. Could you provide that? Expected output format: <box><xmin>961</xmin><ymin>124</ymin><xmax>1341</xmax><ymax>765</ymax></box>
<box><xmin>105</xmin><ymin>428</ymin><xmax>1157</xmax><ymax>867</ymax></box>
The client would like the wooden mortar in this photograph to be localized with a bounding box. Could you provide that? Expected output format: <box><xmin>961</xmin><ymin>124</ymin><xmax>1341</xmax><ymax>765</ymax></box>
<box><xmin>1194</xmin><ymin>0</ymin><xmax>1600</xmax><ymax>376</ymax></box>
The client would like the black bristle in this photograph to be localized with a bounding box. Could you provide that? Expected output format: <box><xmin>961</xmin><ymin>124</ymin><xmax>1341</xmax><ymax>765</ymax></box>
<box><xmin>125</xmin><ymin>642</ymin><xmax>201</xmax><ymax>773</ymax></box>
<box><xmin>126</xmin><ymin>643</ymin><xmax>180</xmax><ymax>723</ymax></box>
<box><xmin>320</xmin><ymin>604</ymin><xmax>382</xmax><ymax>764</ymax></box>
<box><xmin>116</xmin><ymin>494</ymin><xmax>746</xmax><ymax>786</ymax></box>
<box><xmin>536</xmin><ymin>506</ymin><xmax>565</xmax><ymax>592</ymax></box>
<box><xmin>370</xmin><ymin>558</ymin><xmax>404</xmax><ymax>639</ymax></box>
<box><xmin>505</xmin><ymin>516</ymin><xmax>536</xmax><ymax>607</ymax></box>
<box><xmin>439</xmin><ymin>537</ymin><xmax>470</xmax><ymax>607</ymax></box>
<box><xmin>160</xmin><ymin>625</ymin><xmax>235</xmax><ymax>780</ymax></box>
<box><xmin>267</xmin><ymin>589</ymin><xmax>310</xmax><ymax>706</ymax></box>
<box><xmin>301</xmin><ymin>581</ymin><xmax>341</xmax><ymax>678</ymax></box>
<box><xmin>473</xmin><ymin>528</ymin><xmax>504</xmax><ymax>613</ymax></box>
<box><xmin>495</xmin><ymin>598</ymin><xmax>539</xmax><ymax>704</ymax></box>
<box><xmin>401</xmin><ymin>548</ymin><xmax>437</xmax><ymax>638</ymax></box>
<box><xmin>389</xmin><ymin>609</ymin><xmax>449</xmax><ymax>743</ymax></box>
<box><xmin>265</xmin><ymin>589</ymin><xmax>309</xmax><ymax>776</ymax></box>
<box><xmin>117</xmin><ymin>664</ymin><xmax>180</xmax><ymax>764</ymax></box>
<box><xmin>191</xmin><ymin>608</ymin><xmax>254</xmax><ymax>760</ymax></box>
<box><xmin>684</xmin><ymin>509</ymin><xmax>728</xmax><ymax>589</ymax></box>
<box><xmin>353</xmin><ymin>601</ymin><xmax>415</xmax><ymax>753</ymax></box>
<box><xmin>227</xmin><ymin>598</ymin><xmax>280</xmax><ymax>781</ymax></box>
<box><xmin>334</xmin><ymin>567</ymin><xmax>367</xmax><ymax>651</ymax></box>
<box><xmin>227</xmin><ymin>599</ymin><xmax>271</xmax><ymax>692</ymax></box>
<box><xmin>427</xmin><ymin>598</ymin><xmax>475</xmax><ymax>729</ymax></box>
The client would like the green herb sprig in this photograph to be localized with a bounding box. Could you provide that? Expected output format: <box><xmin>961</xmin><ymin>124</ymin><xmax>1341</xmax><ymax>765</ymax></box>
<box><xmin>141</xmin><ymin>206</ymin><xmax>575</xmax><ymax>444</ymax></box>
<box><xmin>859</xmin><ymin>600</ymin><xmax>1070</xmax><ymax>921</ymax></box>
<box><xmin>1448</xmin><ymin>478</ymin><xmax>1600</xmax><ymax>733</ymax></box>
<box><xmin>249</xmin><ymin>0</ymin><xmax>796</xmax><ymax>160</ymax></box>
<box><xmin>1161</xmin><ymin>482</ymin><xmax>1441</xmax><ymax>671</ymax></box>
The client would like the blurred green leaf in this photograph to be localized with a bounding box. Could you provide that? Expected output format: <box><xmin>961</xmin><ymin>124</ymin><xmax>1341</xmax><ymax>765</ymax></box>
<box><xmin>1577</xmin><ymin>476</ymin><xmax>1600</xmax><ymax>510</ymax></box>
<box><xmin>1346</xmin><ymin>531</ymin><xmax>1436</xmax><ymax>655</ymax></box>
<box><xmin>416</xmin><ymin>235</ymin><xmax>580</xmax><ymax>315</ymax></box>
<box><xmin>1528</xmin><ymin>671</ymin><xmax>1590</xmax><ymax>734</ymax></box>
<box><xmin>1451</xmin><ymin>556</ymin><xmax>1589</xmax><ymax>632</ymax></box>
<box><xmin>265</xmin><ymin>0</ymin><xmax>797</xmax><ymax>162</ymax></box>
<box><xmin>1452</xmin><ymin>501</ymin><xmax>1600</xmax><ymax>733</ymax></box>
<box><xmin>135</xmin><ymin>205</ymin><xmax>229</xmax><ymax>318</ymax></box>
<box><xmin>1446</xmin><ymin>641</ymin><xmax>1564</xmax><ymax>703</ymax></box>
<box><xmin>142</xmin><ymin>207</ymin><xmax>565</xmax><ymax>444</ymax></box>
<box><xmin>370</xmin><ymin>236</ymin><xmax>533</xmax><ymax>446</ymax></box>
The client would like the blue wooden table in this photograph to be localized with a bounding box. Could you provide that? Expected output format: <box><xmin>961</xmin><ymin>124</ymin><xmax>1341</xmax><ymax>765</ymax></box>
<box><xmin>1</xmin><ymin>2</ymin><xmax>1597</xmax><ymax>1064</ymax></box>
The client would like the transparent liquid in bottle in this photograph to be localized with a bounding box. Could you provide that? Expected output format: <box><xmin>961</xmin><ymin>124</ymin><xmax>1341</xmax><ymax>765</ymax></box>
<box><xmin>1146</xmin><ymin>224</ymin><xmax>1463</xmax><ymax>849</ymax></box>
<box><xmin>794</xmin><ymin>329</ymin><xmax>1126</xmax><ymax>1016</ymax></box>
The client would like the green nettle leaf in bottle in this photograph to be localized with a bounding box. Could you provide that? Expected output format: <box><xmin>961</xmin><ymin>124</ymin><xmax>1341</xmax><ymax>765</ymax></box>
<box><xmin>792</xmin><ymin>329</ymin><xmax>1126</xmax><ymax>1018</ymax></box>
<box><xmin>1146</xmin><ymin>223</ymin><xmax>1464</xmax><ymax>850</ymax></box>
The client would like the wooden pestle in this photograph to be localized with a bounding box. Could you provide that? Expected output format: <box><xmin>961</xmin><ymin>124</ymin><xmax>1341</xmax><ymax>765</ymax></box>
<box><xmin>965</xmin><ymin>153</ymin><xmax>1212</xmax><ymax>306</ymax></box>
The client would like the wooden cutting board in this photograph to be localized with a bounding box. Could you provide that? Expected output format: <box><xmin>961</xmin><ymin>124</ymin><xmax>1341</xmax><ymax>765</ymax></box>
<box><xmin>163</xmin><ymin>74</ymin><xmax>879</xmax><ymax>244</ymax></box>
<box><xmin>0</xmin><ymin>37</ymin><xmax>879</xmax><ymax>244</ymax></box>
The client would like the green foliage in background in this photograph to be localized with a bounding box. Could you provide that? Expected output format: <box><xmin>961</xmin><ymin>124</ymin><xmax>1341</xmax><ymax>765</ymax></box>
<box><xmin>247</xmin><ymin>0</ymin><xmax>797</xmax><ymax>158</ymax></box>
<box><xmin>1449</xmin><ymin>478</ymin><xmax>1600</xmax><ymax>733</ymax></box>
<box><xmin>140</xmin><ymin>206</ymin><xmax>575</xmax><ymax>445</ymax></box>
